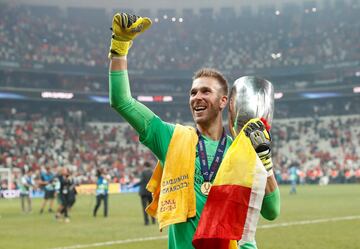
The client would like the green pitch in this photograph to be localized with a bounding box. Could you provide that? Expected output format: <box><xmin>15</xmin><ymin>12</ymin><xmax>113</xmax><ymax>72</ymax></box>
<box><xmin>1</xmin><ymin>184</ymin><xmax>360</xmax><ymax>249</ymax></box>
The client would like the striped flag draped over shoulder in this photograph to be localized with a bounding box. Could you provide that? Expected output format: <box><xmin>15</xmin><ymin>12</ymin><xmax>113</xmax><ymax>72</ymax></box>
<box><xmin>192</xmin><ymin>118</ymin><xmax>268</xmax><ymax>249</ymax></box>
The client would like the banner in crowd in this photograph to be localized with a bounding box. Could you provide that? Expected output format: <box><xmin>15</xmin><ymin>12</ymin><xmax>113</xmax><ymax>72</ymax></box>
<box><xmin>1</xmin><ymin>190</ymin><xmax>20</xmax><ymax>199</ymax></box>
<box><xmin>74</xmin><ymin>183</ymin><xmax>139</xmax><ymax>194</ymax></box>
<box><xmin>75</xmin><ymin>183</ymin><xmax>121</xmax><ymax>195</ymax></box>
<box><xmin>0</xmin><ymin>189</ymin><xmax>44</xmax><ymax>199</ymax></box>
<box><xmin>0</xmin><ymin>183</ymin><xmax>124</xmax><ymax>198</ymax></box>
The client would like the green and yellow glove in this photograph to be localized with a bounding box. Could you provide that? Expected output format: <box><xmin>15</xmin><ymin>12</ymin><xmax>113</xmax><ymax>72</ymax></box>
<box><xmin>244</xmin><ymin>120</ymin><xmax>273</xmax><ymax>174</ymax></box>
<box><xmin>109</xmin><ymin>13</ymin><xmax>152</xmax><ymax>58</ymax></box>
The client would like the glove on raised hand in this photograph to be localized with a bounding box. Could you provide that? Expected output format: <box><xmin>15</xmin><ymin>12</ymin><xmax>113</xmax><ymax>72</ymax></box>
<box><xmin>244</xmin><ymin>120</ymin><xmax>273</xmax><ymax>172</ymax></box>
<box><xmin>109</xmin><ymin>13</ymin><xmax>152</xmax><ymax>58</ymax></box>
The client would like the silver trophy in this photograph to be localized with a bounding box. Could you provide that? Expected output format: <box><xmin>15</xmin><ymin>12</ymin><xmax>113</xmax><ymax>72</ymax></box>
<box><xmin>228</xmin><ymin>76</ymin><xmax>274</xmax><ymax>137</ymax></box>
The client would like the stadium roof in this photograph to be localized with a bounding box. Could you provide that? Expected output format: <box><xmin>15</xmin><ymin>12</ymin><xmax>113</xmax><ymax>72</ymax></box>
<box><xmin>12</xmin><ymin>0</ymin><xmax>349</xmax><ymax>13</ymax></box>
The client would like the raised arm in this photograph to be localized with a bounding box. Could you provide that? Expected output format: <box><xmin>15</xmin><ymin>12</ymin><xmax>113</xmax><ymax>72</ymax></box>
<box><xmin>108</xmin><ymin>13</ymin><xmax>154</xmax><ymax>135</ymax></box>
<box><xmin>108</xmin><ymin>13</ymin><xmax>174</xmax><ymax>163</ymax></box>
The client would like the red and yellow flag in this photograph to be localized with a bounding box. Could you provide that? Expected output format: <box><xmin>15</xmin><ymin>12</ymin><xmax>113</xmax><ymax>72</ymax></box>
<box><xmin>193</xmin><ymin>118</ymin><xmax>268</xmax><ymax>249</ymax></box>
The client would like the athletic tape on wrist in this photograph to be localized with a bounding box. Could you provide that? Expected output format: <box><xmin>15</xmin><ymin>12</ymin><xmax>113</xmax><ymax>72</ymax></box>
<box><xmin>111</xmin><ymin>55</ymin><xmax>127</xmax><ymax>60</ymax></box>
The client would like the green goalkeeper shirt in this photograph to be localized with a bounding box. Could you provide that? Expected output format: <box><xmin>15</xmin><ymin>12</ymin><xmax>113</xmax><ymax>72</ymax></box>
<box><xmin>110</xmin><ymin>71</ymin><xmax>280</xmax><ymax>249</ymax></box>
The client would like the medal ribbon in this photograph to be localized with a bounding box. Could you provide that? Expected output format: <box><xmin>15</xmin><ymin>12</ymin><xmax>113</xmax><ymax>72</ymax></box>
<box><xmin>196</xmin><ymin>129</ymin><xmax>227</xmax><ymax>182</ymax></box>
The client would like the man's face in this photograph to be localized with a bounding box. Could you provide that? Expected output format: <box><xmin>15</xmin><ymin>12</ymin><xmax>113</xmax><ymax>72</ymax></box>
<box><xmin>189</xmin><ymin>77</ymin><xmax>227</xmax><ymax>126</ymax></box>
<box><xmin>62</xmin><ymin>168</ymin><xmax>69</xmax><ymax>176</ymax></box>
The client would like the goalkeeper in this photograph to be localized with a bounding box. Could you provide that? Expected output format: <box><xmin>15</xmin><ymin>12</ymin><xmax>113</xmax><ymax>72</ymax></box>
<box><xmin>108</xmin><ymin>12</ymin><xmax>280</xmax><ymax>249</ymax></box>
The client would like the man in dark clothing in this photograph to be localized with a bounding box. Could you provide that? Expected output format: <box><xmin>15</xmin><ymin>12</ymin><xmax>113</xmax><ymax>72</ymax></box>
<box><xmin>56</xmin><ymin>167</ymin><xmax>76</xmax><ymax>222</ymax></box>
<box><xmin>138</xmin><ymin>161</ymin><xmax>155</xmax><ymax>225</ymax></box>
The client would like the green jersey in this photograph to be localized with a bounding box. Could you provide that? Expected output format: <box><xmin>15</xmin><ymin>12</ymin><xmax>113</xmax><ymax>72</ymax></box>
<box><xmin>140</xmin><ymin>117</ymin><xmax>233</xmax><ymax>249</ymax></box>
<box><xmin>110</xmin><ymin>71</ymin><xmax>280</xmax><ymax>249</ymax></box>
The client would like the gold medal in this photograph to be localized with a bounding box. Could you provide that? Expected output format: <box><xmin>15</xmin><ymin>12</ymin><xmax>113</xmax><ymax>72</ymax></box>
<box><xmin>201</xmin><ymin>182</ymin><xmax>212</xmax><ymax>196</ymax></box>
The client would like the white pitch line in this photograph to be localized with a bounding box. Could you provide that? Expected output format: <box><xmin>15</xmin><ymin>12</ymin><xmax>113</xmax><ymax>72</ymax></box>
<box><xmin>51</xmin><ymin>236</ymin><xmax>168</xmax><ymax>249</ymax></box>
<box><xmin>51</xmin><ymin>215</ymin><xmax>360</xmax><ymax>249</ymax></box>
<box><xmin>258</xmin><ymin>215</ymin><xmax>360</xmax><ymax>229</ymax></box>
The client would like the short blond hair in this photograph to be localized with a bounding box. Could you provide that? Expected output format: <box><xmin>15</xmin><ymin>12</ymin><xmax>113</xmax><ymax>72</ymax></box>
<box><xmin>192</xmin><ymin>68</ymin><xmax>228</xmax><ymax>96</ymax></box>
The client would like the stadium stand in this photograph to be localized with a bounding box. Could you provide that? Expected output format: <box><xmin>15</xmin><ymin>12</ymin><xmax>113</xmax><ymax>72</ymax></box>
<box><xmin>1</xmin><ymin>108</ymin><xmax>359</xmax><ymax>187</ymax></box>
<box><xmin>0</xmin><ymin>1</ymin><xmax>360</xmax><ymax>189</ymax></box>
<box><xmin>0</xmin><ymin>2</ymin><xmax>359</xmax><ymax>73</ymax></box>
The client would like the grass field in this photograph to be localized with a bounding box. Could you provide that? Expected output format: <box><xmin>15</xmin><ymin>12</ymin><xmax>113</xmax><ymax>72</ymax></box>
<box><xmin>1</xmin><ymin>184</ymin><xmax>360</xmax><ymax>249</ymax></box>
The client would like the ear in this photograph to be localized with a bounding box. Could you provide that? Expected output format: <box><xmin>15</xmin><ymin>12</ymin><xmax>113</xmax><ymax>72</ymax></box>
<box><xmin>219</xmin><ymin>95</ymin><xmax>228</xmax><ymax>110</ymax></box>
<box><xmin>228</xmin><ymin>97</ymin><xmax>234</xmax><ymax>113</ymax></box>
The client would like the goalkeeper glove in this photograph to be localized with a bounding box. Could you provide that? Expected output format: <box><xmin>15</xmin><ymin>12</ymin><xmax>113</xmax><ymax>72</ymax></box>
<box><xmin>109</xmin><ymin>13</ymin><xmax>152</xmax><ymax>58</ymax></box>
<box><xmin>244</xmin><ymin>120</ymin><xmax>273</xmax><ymax>173</ymax></box>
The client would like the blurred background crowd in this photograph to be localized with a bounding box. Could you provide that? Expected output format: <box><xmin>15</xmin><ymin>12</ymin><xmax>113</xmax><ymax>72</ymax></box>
<box><xmin>0</xmin><ymin>0</ymin><xmax>360</xmax><ymax>191</ymax></box>
<box><xmin>0</xmin><ymin>1</ymin><xmax>359</xmax><ymax>72</ymax></box>
<box><xmin>1</xmin><ymin>110</ymin><xmax>359</xmax><ymax>189</ymax></box>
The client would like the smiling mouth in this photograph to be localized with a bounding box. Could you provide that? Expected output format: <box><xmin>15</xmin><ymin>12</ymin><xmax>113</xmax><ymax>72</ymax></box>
<box><xmin>194</xmin><ymin>106</ymin><xmax>207</xmax><ymax>113</ymax></box>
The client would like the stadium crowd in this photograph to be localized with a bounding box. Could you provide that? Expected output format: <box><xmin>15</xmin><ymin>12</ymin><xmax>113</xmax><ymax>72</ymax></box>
<box><xmin>1</xmin><ymin>112</ymin><xmax>359</xmax><ymax>190</ymax></box>
<box><xmin>0</xmin><ymin>1</ymin><xmax>359</xmax><ymax>74</ymax></box>
<box><xmin>0</xmin><ymin>115</ymin><xmax>156</xmax><ymax>190</ymax></box>
<box><xmin>1</xmin><ymin>1</ymin><xmax>360</xmax><ymax>191</ymax></box>
<box><xmin>272</xmin><ymin>115</ymin><xmax>360</xmax><ymax>185</ymax></box>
